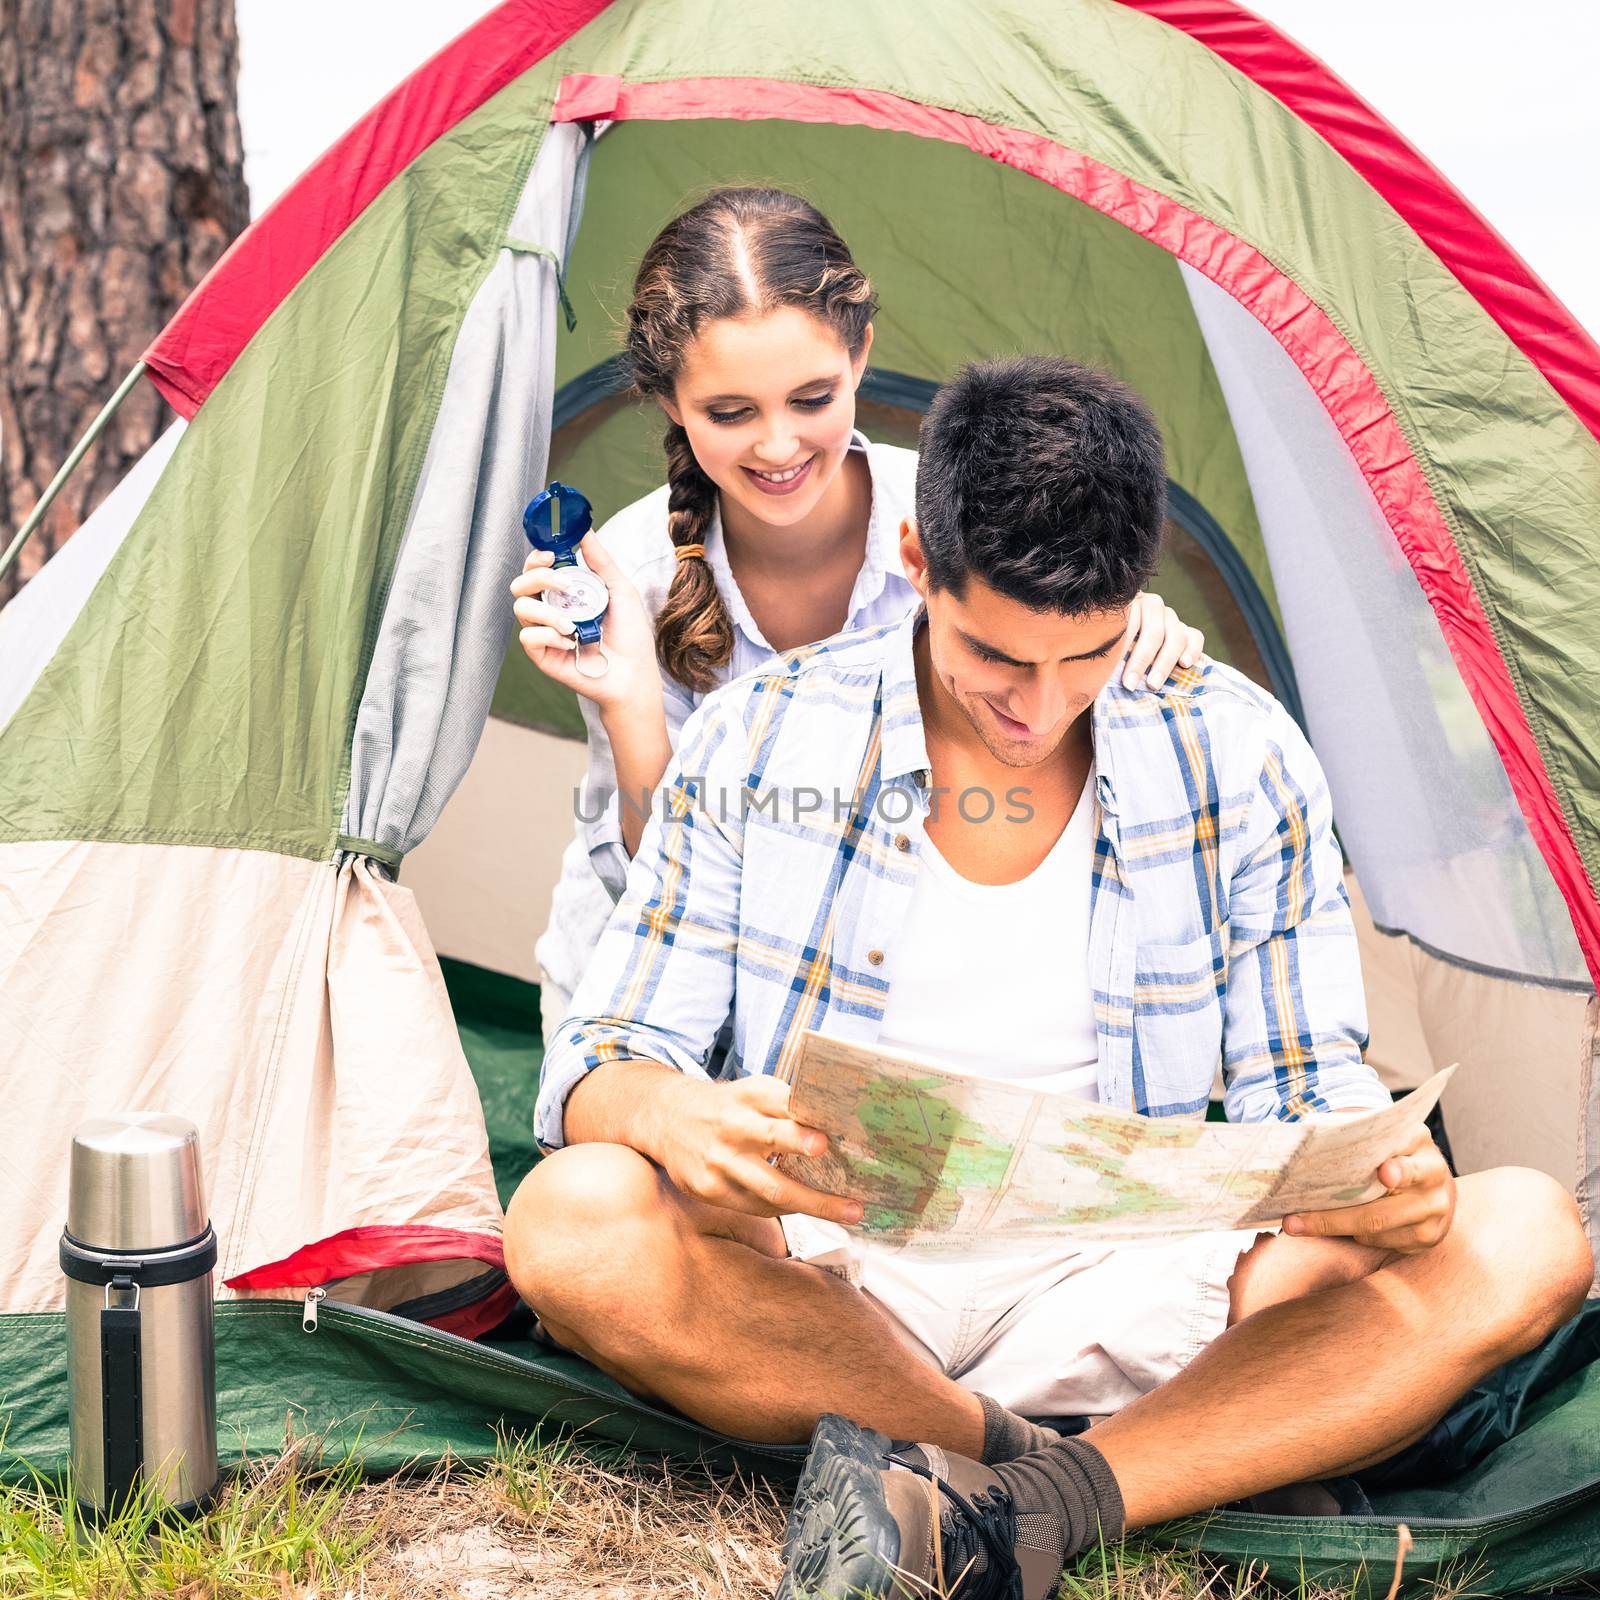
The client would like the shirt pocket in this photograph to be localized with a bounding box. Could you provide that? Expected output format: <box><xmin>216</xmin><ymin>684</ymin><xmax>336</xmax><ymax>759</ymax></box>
<box><xmin>1131</xmin><ymin>924</ymin><xmax>1229</xmax><ymax>1107</ymax></box>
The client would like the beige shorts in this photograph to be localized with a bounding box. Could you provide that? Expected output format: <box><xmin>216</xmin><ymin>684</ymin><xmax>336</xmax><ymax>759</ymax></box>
<box><xmin>781</xmin><ymin>1216</ymin><xmax>1264</xmax><ymax>1421</ymax></box>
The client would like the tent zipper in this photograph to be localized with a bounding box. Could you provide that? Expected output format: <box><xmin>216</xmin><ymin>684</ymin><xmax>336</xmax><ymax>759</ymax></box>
<box><xmin>282</xmin><ymin>1295</ymin><xmax>806</xmax><ymax>1466</ymax></box>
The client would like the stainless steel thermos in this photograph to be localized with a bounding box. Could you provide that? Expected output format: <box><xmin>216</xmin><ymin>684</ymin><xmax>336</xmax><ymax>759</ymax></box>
<box><xmin>60</xmin><ymin>1114</ymin><xmax>220</xmax><ymax>1516</ymax></box>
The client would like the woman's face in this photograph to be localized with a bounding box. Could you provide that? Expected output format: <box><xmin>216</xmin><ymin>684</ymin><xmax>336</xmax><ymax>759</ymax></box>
<box><xmin>660</xmin><ymin>305</ymin><xmax>873</xmax><ymax>531</ymax></box>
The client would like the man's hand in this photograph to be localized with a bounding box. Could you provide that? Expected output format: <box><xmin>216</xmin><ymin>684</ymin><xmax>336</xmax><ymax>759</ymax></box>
<box><xmin>1282</xmin><ymin>1124</ymin><xmax>1456</xmax><ymax>1253</ymax></box>
<box><xmin>656</xmin><ymin>1076</ymin><xmax>865</xmax><ymax>1228</ymax></box>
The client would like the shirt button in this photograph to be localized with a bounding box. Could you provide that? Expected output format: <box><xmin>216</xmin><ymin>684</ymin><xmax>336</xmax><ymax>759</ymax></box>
<box><xmin>894</xmin><ymin>834</ymin><xmax>910</xmax><ymax>852</ymax></box>
<box><xmin>867</xmin><ymin>949</ymin><xmax>885</xmax><ymax>966</ymax></box>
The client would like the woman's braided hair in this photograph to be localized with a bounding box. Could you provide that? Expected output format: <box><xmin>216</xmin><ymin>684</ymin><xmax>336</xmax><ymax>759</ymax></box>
<box><xmin>624</xmin><ymin>189</ymin><xmax>876</xmax><ymax>693</ymax></box>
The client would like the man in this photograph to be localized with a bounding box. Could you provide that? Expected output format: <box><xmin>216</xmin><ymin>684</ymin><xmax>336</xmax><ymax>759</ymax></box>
<box><xmin>507</xmin><ymin>357</ymin><xmax>1591</xmax><ymax>1600</ymax></box>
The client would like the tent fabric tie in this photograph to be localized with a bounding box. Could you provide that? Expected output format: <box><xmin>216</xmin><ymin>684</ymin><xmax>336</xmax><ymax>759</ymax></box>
<box><xmin>505</xmin><ymin>116</ymin><xmax>595</xmax><ymax>335</ymax></box>
<box><xmin>336</xmin><ymin>835</ymin><xmax>405</xmax><ymax>875</ymax></box>
<box><xmin>504</xmin><ymin>237</ymin><xmax>578</xmax><ymax>332</ymax></box>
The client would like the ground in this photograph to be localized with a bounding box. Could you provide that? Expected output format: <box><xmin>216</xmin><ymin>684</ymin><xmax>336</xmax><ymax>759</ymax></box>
<box><xmin>0</xmin><ymin>1430</ymin><xmax>1474</xmax><ymax>1600</ymax></box>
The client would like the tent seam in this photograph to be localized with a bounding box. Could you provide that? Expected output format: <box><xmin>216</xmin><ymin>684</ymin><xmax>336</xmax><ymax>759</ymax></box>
<box><xmin>224</xmin><ymin>860</ymin><xmax>331</xmax><ymax>1274</ymax></box>
<box><xmin>143</xmin><ymin>0</ymin><xmax>611</xmax><ymax>413</ymax></box>
<box><xmin>1112</xmin><ymin>0</ymin><xmax>1600</xmax><ymax>452</ymax></box>
<box><xmin>1272</xmin><ymin>294</ymin><xmax>1600</xmax><ymax>935</ymax></box>
<box><xmin>0</xmin><ymin>827</ymin><xmax>332</xmax><ymax>860</ymax></box>
<box><xmin>1125</xmin><ymin>61</ymin><xmax>1600</xmax><ymax>927</ymax></box>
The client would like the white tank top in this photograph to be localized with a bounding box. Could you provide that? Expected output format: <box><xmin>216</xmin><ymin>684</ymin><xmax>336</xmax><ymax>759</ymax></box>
<box><xmin>875</xmin><ymin>771</ymin><xmax>1099</xmax><ymax>1100</ymax></box>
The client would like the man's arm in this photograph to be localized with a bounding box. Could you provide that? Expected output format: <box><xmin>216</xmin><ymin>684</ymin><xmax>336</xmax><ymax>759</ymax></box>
<box><xmin>1220</xmin><ymin>706</ymin><xmax>1456</xmax><ymax>1251</ymax></box>
<box><xmin>565</xmin><ymin>1059</ymin><xmax>862</xmax><ymax>1223</ymax></box>
<box><xmin>534</xmin><ymin>694</ymin><xmax>862</xmax><ymax>1226</ymax></box>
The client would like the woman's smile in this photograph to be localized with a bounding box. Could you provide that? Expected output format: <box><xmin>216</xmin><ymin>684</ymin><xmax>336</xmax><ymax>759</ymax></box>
<box><xmin>742</xmin><ymin>455</ymin><xmax>816</xmax><ymax>495</ymax></box>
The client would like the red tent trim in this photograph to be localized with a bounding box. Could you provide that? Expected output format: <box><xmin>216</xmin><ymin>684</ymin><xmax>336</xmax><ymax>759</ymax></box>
<box><xmin>225</xmin><ymin>1223</ymin><xmax>510</xmax><ymax>1338</ymax></box>
<box><xmin>1117</xmin><ymin>0</ymin><xmax>1600</xmax><ymax>450</ymax></box>
<box><xmin>141</xmin><ymin>0</ymin><xmax>609</xmax><ymax>418</ymax></box>
<box><xmin>552</xmin><ymin>70</ymin><xmax>1600</xmax><ymax>987</ymax></box>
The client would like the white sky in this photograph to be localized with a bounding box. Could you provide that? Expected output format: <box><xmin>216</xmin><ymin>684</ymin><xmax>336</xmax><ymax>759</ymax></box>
<box><xmin>237</xmin><ymin>2</ymin><xmax>1600</xmax><ymax>336</ymax></box>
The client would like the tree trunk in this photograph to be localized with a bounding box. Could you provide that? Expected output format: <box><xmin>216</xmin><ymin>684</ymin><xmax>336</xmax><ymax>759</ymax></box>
<box><xmin>0</xmin><ymin>0</ymin><xmax>248</xmax><ymax>601</ymax></box>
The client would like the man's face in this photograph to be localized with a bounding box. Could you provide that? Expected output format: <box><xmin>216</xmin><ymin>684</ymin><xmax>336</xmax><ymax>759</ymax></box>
<box><xmin>902</xmin><ymin>521</ymin><xmax>1129</xmax><ymax>768</ymax></box>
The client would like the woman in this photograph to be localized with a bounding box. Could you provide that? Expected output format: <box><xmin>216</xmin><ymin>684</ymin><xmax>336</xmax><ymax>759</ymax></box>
<box><xmin>513</xmin><ymin>189</ymin><xmax>1202</xmax><ymax>1035</ymax></box>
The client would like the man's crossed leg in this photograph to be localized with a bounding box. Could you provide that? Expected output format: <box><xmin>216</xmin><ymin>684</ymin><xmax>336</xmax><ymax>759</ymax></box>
<box><xmin>506</xmin><ymin>1141</ymin><xmax>1591</xmax><ymax>1575</ymax></box>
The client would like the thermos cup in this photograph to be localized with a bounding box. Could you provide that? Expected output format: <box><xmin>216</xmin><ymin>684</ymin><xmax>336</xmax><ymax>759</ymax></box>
<box><xmin>60</xmin><ymin>1114</ymin><xmax>220</xmax><ymax>1517</ymax></box>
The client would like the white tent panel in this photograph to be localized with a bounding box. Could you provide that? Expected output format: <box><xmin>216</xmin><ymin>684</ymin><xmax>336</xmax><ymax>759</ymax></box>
<box><xmin>0</xmin><ymin>841</ymin><xmax>502</xmax><ymax>1313</ymax></box>
<box><xmin>0</xmin><ymin>421</ymin><xmax>185</xmax><ymax>735</ymax></box>
<box><xmin>1180</xmin><ymin>263</ymin><xmax>1587</xmax><ymax>989</ymax></box>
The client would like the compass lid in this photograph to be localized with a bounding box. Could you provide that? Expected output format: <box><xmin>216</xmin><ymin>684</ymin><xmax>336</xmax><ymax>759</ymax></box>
<box><xmin>522</xmin><ymin>480</ymin><xmax>593</xmax><ymax>560</ymax></box>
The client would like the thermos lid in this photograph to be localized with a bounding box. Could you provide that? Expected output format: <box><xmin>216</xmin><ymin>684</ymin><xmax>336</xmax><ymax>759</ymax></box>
<box><xmin>66</xmin><ymin>1113</ymin><xmax>207</xmax><ymax>1252</ymax></box>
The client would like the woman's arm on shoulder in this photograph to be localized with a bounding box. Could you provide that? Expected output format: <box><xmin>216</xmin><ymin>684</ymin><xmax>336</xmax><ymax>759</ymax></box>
<box><xmin>1122</xmin><ymin>590</ymin><xmax>1205</xmax><ymax>691</ymax></box>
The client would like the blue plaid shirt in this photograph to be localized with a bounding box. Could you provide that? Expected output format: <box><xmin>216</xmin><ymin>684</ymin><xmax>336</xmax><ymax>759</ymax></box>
<box><xmin>536</xmin><ymin>609</ymin><xmax>1388</xmax><ymax>1148</ymax></box>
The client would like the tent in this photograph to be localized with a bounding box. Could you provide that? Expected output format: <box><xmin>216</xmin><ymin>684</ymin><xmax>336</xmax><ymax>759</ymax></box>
<box><xmin>4</xmin><ymin>0</ymin><xmax>1599</xmax><ymax>1588</ymax></box>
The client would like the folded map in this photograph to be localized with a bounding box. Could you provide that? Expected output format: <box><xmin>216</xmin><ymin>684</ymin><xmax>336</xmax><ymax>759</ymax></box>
<box><xmin>778</xmin><ymin>1032</ymin><xmax>1456</xmax><ymax>1254</ymax></box>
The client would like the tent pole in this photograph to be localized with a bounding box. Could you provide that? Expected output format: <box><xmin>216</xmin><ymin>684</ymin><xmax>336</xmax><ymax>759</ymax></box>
<box><xmin>0</xmin><ymin>362</ymin><xmax>148</xmax><ymax>588</ymax></box>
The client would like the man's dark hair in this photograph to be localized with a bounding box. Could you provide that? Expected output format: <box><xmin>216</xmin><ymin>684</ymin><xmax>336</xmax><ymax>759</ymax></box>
<box><xmin>914</xmin><ymin>355</ymin><xmax>1167</xmax><ymax>614</ymax></box>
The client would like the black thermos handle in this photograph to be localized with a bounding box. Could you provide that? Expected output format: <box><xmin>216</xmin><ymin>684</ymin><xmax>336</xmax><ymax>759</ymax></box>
<box><xmin>100</xmin><ymin>1275</ymin><xmax>143</xmax><ymax>1509</ymax></box>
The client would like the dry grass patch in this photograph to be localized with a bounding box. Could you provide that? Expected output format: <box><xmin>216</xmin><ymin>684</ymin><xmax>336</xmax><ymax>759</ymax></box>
<box><xmin>357</xmin><ymin>1433</ymin><xmax>788</xmax><ymax>1599</ymax></box>
<box><xmin>0</xmin><ymin>1430</ymin><xmax>789</xmax><ymax>1600</ymax></box>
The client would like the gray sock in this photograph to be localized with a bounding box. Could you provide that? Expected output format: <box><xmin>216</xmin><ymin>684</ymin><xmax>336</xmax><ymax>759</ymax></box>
<box><xmin>991</xmin><ymin>1435</ymin><xmax>1126</xmax><ymax>1561</ymax></box>
<box><xmin>977</xmin><ymin>1392</ymin><xmax>1062</xmax><ymax>1465</ymax></box>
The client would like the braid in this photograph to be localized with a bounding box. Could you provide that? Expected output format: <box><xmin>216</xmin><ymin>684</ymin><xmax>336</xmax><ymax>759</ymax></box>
<box><xmin>654</xmin><ymin>423</ymin><xmax>735</xmax><ymax>693</ymax></box>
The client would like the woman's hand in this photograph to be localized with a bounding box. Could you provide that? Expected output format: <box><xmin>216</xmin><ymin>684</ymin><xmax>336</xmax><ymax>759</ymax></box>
<box><xmin>511</xmin><ymin>533</ymin><xmax>661</xmax><ymax>714</ymax></box>
<box><xmin>1122</xmin><ymin>590</ymin><xmax>1205</xmax><ymax>691</ymax></box>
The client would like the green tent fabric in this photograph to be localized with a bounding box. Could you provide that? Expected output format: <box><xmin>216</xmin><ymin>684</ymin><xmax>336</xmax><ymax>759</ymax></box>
<box><xmin>4</xmin><ymin>1</ymin><xmax>1600</xmax><ymax>1593</ymax></box>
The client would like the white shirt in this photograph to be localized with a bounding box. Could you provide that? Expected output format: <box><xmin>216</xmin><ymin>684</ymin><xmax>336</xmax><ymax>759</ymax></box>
<box><xmin>535</xmin><ymin>432</ymin><xmax>920</xmax><ymax>1019</ymax></box>
<box><xmin>875</xmin><ymin>769</ymin><xmax>1100</xmax><ymax>1100</ymax></box>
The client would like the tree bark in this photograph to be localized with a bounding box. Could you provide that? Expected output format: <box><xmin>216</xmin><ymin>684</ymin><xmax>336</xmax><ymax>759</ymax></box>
<box><xmin>0</xmin><ymin>0</ymin><xmax>248</xmax><ymax>600</ymax></box>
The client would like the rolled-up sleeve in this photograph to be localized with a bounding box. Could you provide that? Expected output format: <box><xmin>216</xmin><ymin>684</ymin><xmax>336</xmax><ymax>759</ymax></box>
<box><xmin>536</xmin><ymin>692</ymin><xmax>749</xmax><ymax>1149</ymax></box>
<box><xmin>1221</xmin><ymin>708</ymin><xmax>1391</xmax><ymax>1124</ymax></box>
<box><xmin>577</xmin><ymin>676</ymin><xmax>702</xmax><ymax>902</ymax></box>
<box><xmin>573</xmin><ymin>691</ymin><xmax>628</xmax><ymax>900</ymax></box>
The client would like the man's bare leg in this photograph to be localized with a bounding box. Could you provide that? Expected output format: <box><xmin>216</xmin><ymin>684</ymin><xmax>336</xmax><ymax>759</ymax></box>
<box><xmin>504</xmin><ymin>1141</ymin><xmax>987</xmax><ymax>1456</ymax></box>
<box><xmin>1087</xmin><ymin>1166</ymin><xmax>1593</xmax><ymax>1527</ymax></box>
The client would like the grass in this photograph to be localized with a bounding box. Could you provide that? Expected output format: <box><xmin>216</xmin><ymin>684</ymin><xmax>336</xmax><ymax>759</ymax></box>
<box><xmin>0</xmin><ymin>1436</ymin><xmax>378</xmax><ymax>1598</ymax></box>
<box><xmin>0</xmin><ymin>1429</ymin><xmax>791</xmax><ymax>1599</ymax></box>
<box><xmin>0</xmin><ymin>1433</ymin><xmax>1570</xmax><ymax>1600</ymax></box>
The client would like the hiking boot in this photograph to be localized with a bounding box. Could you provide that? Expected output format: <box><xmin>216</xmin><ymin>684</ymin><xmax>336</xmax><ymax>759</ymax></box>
<box><xmin>777</xmin><ymin>1413</ymin><xmax>1065</xmax><ymax>1600</ymax></box>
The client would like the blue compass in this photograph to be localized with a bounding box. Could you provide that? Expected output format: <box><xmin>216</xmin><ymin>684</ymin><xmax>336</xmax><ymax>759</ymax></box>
<box><xmin>522</xmin><ymin>481</ymin><xmax>608</xmax><ymax>648</ymax></box>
